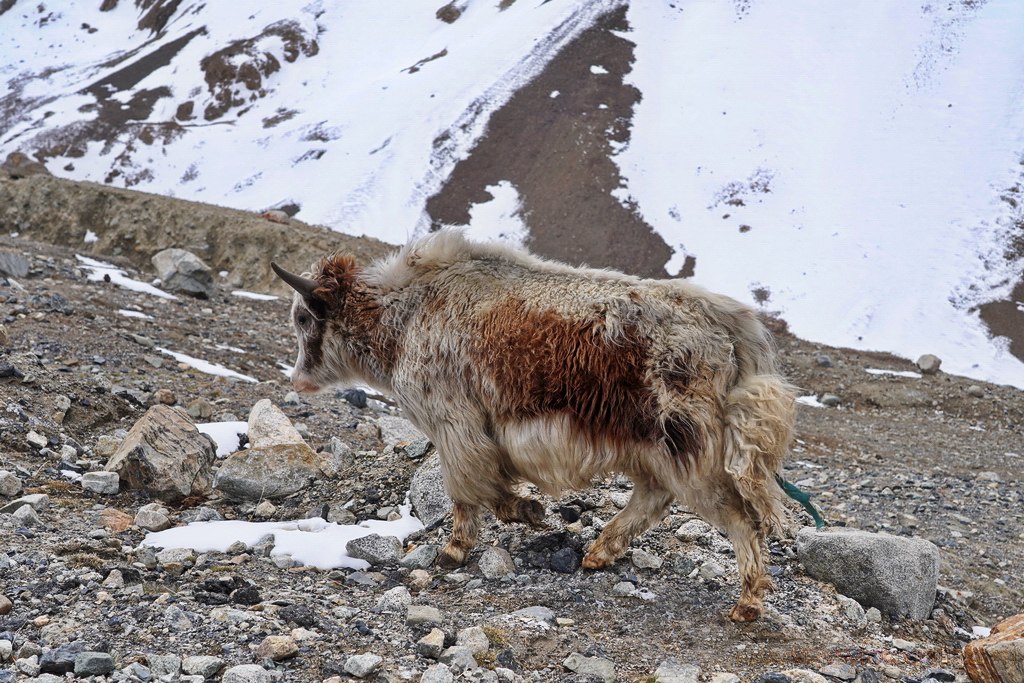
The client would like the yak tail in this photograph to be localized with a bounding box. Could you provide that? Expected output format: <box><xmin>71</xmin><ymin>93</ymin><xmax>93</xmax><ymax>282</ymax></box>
<box><xmin>722</xmin><ymin>373</ymin><xmax>796</xmax><ymax>536</ymax></box>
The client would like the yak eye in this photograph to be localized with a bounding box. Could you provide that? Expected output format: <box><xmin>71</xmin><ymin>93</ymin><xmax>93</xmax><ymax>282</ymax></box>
<box><xmin>297</xmin><ymin>313</ymin><xmax>310</xmax><ymax>326</ymax></box>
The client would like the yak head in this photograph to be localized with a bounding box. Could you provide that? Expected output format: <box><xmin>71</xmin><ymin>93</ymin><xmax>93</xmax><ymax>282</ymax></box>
<box><xmin>271</xmin><ymin>255</ymin><xmax>367</xmax><ymax>394</ymax></box>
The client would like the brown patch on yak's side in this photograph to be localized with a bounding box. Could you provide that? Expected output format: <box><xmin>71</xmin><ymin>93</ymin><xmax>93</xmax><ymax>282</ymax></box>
<box><xmin>471</xmin><ymin>298</ymin><xmax>702</xmax><ymax>458</ymax></box>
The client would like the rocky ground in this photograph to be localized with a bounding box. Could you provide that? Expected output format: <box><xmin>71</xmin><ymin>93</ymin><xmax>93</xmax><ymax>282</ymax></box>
<box><xmin>1</xmin><ymin>218</ymin><xmax>1022</xmax><ymax>683</ymax></box>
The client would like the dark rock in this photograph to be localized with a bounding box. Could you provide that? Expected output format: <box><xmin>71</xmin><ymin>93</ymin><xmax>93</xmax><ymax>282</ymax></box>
<box><xmin>231</xmin><ymin>585</ymin><xmax>261</xmax><ymax>605</ymax></box>
<box><xmin>755</xmin><ymin>674</ymin><xmax>792</xmax><ymax>683</ymax></box>
<box><xmin>550</xmin><ymin>547</ymin><xmax>581</xmax><ymax>573</ymax></box>
<box><xmin>75</xmin><ymin>651</ymin><xmax>115</xmax><ymax>676</ymax></box>
<box><xmin>40</xmin><ymin>641</ymin><xmax>88</xmax><ymax>674</ymax></box>
<box><xmin>922</xmin><ymin>671</ymin><xmax>954</xmax><ymax>683</ymax></box>
<box><xmin>280</xmin><ymin>603</ymin><xmax>315</xmax><ymax>627</ymax></box>
<box><xmin>558</xmin><ymin>505</ymin><xmax>581</xmax><ymax>523</ymax></box>
<box><xmin>340</xmin><ymin>388</ymin><xmax>367</xmax><ymax>408</ymax></box>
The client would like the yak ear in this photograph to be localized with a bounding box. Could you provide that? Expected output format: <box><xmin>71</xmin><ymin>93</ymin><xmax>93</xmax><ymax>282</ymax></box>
<box><xmin>311</xmin><ymin>254</ymin><xmax>359</xmax><ymax>311</ymax></box>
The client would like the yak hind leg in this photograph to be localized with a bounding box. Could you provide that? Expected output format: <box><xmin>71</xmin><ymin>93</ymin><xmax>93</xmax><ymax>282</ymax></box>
<box><xmin>693</xmin><ymin>485</ymin><xmax>772</xmax><ymax>622</ymax></box>
<box><xmin>438</xmin><ymin>502</ymin><xmax>480</xmax><ymax>568</ymax></box>
<box><xmin>494</xmin><ymin>493</ymin><xmax>546</xmax><ymax>528</ymax></box>
<box><xmin>582</xmin><ymin>479</ymin><xmax>674</xmax><ymax>570</ymax></box>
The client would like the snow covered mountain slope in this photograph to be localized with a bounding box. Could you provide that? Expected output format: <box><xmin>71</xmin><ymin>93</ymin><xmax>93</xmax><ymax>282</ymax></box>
<box><xmin>2</xmin><ymin>0</ymin><xmax>1023</xmax><ymax>387</ymax></box>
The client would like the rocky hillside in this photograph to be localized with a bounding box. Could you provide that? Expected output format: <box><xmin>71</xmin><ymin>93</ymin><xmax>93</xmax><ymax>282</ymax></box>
<box><xmin>2</xmin><ymin>177</ymin><xmax>1022</xmax><ymax>683</ymax></box>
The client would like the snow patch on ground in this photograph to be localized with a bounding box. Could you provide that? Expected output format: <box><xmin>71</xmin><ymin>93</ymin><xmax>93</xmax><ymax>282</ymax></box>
<box><xmin>231</xmin><ymin>290</ymin><xmax>278</xmax><ymax>301</ymax></box>
<box><xmin>143</xmin><ymin>503</ymin><xmax>423</xmax><ymax>570</ymax></box>
<box><xmin>76</xmin><ymin>255</ymin><xmax>177</xmax><ymax>300</ymax></box>
<box><xmin>196</xmin><ymin>421</ymin><xmax>248</xmax><ymax>458</ymax></box>
<box><xmin>157</xmin><ymin>347</ymin><xmax>258</xmax><ymax>383</ymax></box>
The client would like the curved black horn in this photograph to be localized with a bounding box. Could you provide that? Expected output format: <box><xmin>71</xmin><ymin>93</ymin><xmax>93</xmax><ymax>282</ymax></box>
<box><xmin>271</xmin><ymin>261</ymin><xmax>318</xmax><ymax>299</ymax></box>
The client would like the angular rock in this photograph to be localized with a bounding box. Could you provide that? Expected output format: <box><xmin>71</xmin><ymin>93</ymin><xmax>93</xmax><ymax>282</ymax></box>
<box><xmin>964</xmin><ymin>613</ymin><xmax>1024</xmax><ymax>683</ymax></box>
<box><xmin>564</xmin><ymin>653</ymin><xmax>615</xmax><ymax>683</ymax></box>
<box><xmin>104</xmin><ymin>405</ymin><xmax>214</xmax><ymax>502</ymax></box>
<box><xmin>182</xmin><ymin>655</ymin><xmax>225</xmax><ymax>679</ymax></box>
<box><xmin>456</xmin><ymin>626</ymin><xmax>489</xmax><ymax>656</ymax></box>
<box><xmin>400</xmin><ymin>544</ymin><xmax>439</xmax><ymax>569</ymax></box>
<box><xmin>344</xmin><ymin>653</ymin><xmax>382</xmax><ymax>679</ymax></box>
<box><xmin>478</xmin><ymin>546</ymin><xmax>515</xmax><ymax>579</ymax></box>
<box><xmin>655</xmin><ymin>659</ymin><xmax>700</xmax><ymax>683</ymax></box>
<box><xmin>0</xmin><ymin>249</ymin><xmax>29</xmax><ymax>278</ymax></box>
<box><xmin>152</xmin><ymin>248</ymin><xmax>215</xmax><ymax>299</ymax></box>
<box><xmin>0</xmin><ymin>470</ymin><xmax>22</xmax><ymax>498</ymax></box>
<box><xmin>632</xmin><ymin>549</ymin><xmax>664</xmax><ymax>570</ymax></box>
<box><xmin>256</xmin><ymin>635</ymin><xmax>297</xmax><ymax>661</ymax></box>
<box><xmin>785</xmin><ymin>670</ymin><xmax>828</xmax><ymax>683</ymax></box>
<box><xmin>12</xmin><ymin>505</ymin><xmax>42</xmax><ymax>527</ymax></box>
<box><xmin>40</xmin><ymin>642</ymin><xmax>88</xmax><ymax>675</ymax></box>
<box><xmin>99</xmin><ymin>508</ymin><xmax>134</xmax><ymax>532</ymax></box>
<box><xmin>421</xmin><ymin>663</ymin><xmax>455</xmax><ymax>683</ymax></box>
<box><xmin>135</xmin><ymin>503</ymin><xmax>172</xmax><ymax>531</ymax></box>
<box><xmin>440</xmin><ymin>646</ymin><xmax>478</xmax><ymax>673</ymax></box>
<box><xmin>407</xmin><ymin>605</ymin><xmax>444</xmax><ymax>626</ymax></box>
<box><xmin>147</xmin><ymin>654</ymin><xmax>182</xmax><ymax>677</ymax></box>
<box><xmin>221</xmin><ymin>664</ymin><xmax>271</xmax><ymax>683</ymax></box>
<box><xmin>346</xmin><ymin>533</ymin><xmax>402</xmax><ymax>566</ymax></box>
<box><xmin>376</xmin><ymin>414</ymin><xmax>425</xmax><ymax>445</ymax></box>
<box><xmin>916</xmin><ymin>354</ymin><xmax>942</xmax><ymax>374</ymax></box>
<box><xmin>819</xmin><ymin>663</ymin><xmax>856</xmax><ymax>681</ymax></box>
<box><xmin>797</xmin><ymin>527</ymin><xmax>939</xmax><ymax>619</ymax></box>
<box><xmin>213</xmin><ymin>400</ymin><xmax>321</xmax><ymax>500</ymax></box>
<box><xmin>376</xmin><ymin>586</ymin><xmax>412</xmax><ymax>612</ymax></box>
<box><xmin>81</xmin><ymin>471</ymin><xmax>119</xmax><ymax>495</ymax></box>
<box><xmin>0</xmin><ymin>493</ymin><xmax>48</xmax><ymax>514</ymax></box>
<box><xmin>417</xmin><ymin>628</ymin><xmax>446</xmax><ymax>659</ymax></box>
<box><xmin>0</xmin><ymin>638</ymin><xmax>11</xmax><ymax>660</ymax></box>
<box><xmin>74</xmin><ymin>651</ymin><xmax>115</xmax><ymax>676</ymax></box>
<box><xmin>409</xmin><ymin>453</ymin><xmax>453</xmax><ymax>529</ymax></box>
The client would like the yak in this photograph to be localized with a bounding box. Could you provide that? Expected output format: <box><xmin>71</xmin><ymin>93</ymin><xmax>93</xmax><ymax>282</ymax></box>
<box><xmin>272</xmin><ymin>230</ymin><xmax>796</xmax><ymax>622</ymax></box>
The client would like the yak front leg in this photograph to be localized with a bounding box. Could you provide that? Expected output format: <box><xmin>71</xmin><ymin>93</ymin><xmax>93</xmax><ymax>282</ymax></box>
<box><xmin>438</xmin><ymin>502</ymin><xmax>480</xmax><ymax>568</ymax></box>
<box><xmin>582</xmin><ymin>479</ymin><xmax>674</xmax><ymax>569</ymax></box>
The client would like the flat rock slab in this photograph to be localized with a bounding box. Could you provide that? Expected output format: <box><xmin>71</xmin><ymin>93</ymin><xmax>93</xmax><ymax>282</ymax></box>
<box><xmin>796</xmin><ymin>527</ymin><xmax>939</xmax><ymax>619</ymax></box>
<box><xmin>213</xmin><ymin>443</ymin><xmax>321</xmax><ymax>501</ymax></box>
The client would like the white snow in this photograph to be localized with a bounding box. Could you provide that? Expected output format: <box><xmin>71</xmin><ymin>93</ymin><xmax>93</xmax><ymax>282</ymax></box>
<box><xmin>590</xmin><ymin>65</ymin><xmax>608</xmax><ymax>75</ymax></box>
<box><xmin>118</xmin><ymin>309</ymin><xmax>154</xmax><ymax>320</ymax></box>
<box><xmin>458</xmin><ymin>181</ymin><xmax>529</xmax><ymax>248</ymax></box>
<box><xmin>157</xmin><ymin>347</ymin><xmax>258</xmax><ymax>383</ymax></box>
<box><xmin>215</xmin><ymin>344</ymin><xmax>246</xmax><ymax>353</ymax></box>
<box><xmin>143</xmin><ymin>503</ymin><xmax>424</xmax><ymax>570</ymax></box>
<box><xmin>865</xmin><ymin>368</ymin><xmax>923</xmax><ymax>379</ymax></box>
<box><xmin>796</xmin><ymin>395</ymin><xmax>825</xmax><ymax>408</ymax></box>
<box><xmin>83</xmin><ymin>230</ymin><xmax>98</xmax><ymax>243</ymax></box>
<box><xmin>76</xmin><ymin>255</ymin><xmax>177</xmax><ymax>300</ymax></box>
<box><xmin>231</xmin><ymin>290</ymin><xmax>278</xmax><ymax>301</ymax></box>
<box><xmin>196</xmin><ymin>421</ymin><xmax>248</xmax><ymax>457</ymax></box>
<box><xmin>615</xmin><ymin>1</ymin><xmax>1024</xmax><ymax>388</ymax></box>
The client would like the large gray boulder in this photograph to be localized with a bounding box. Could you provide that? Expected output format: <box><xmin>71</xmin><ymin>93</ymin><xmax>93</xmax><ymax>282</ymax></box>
<box><xmin>213</xmin><ymin>400</ymin><xmax>323</xmax><ymax>501</ymax></box>
<box><xmin>104</xmin><ymin>405</ymin><xmax>215</xmax><ymax>502</ymax></box>
<box><xmin>151</xmin><ymin>248</ymin><xmax>215</xmax><ymax>299</ymax></box>
<box><xmin>796</xmin><ymin>527</ymin><xmax>939</xmax><ymax>619</ymax></box>
<box><xmin>409</xmin><ymin>453</ymin><xmax>453</xmax><ymax>529</ymax></box>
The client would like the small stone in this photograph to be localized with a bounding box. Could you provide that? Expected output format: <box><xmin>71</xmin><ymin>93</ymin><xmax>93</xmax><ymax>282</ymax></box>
<box><xmin>837</xmin><ymin>595</ymin><xmax>866</xmax><ymax>627</ymax></box>
<box><xmin>549</xmin><ymin>547</ymin><xmax>580</xmax><ymax>573</ymax></box>
<box><xmin>819</xmin><ymin>663</ymin><xmax>857</xmax><ymax>680</ymax></box>
<box><xmin>699</xmin><ymin>560</ymin><xmax>726</xmax><ymax>579</ymax></box>
<box><xmin>654</xmin><ymin>659</ymin><xmax>700</xmax><ymax>683</ymax></box>
<box><xmin>254</xmin><ymin>500</ymin><xmax>276</xmax><ymax>518</ymax></box>
<box><xmin>815</xmin><ymin>354</ymin><xmax>833</xmax><ymax>367</ymax></box>
<box><xmin>187</xmin><ymin>398</ymin><xmax>214</xmax><ymax>420</ymax></box>
<box><xmin>146</xmin><ymin>654</ymin><xmax>182</xmax><ymax>677</ymax></box>
<box><xmin>710</xmin><ymin>675</ymin><xmax>741</xmax><ymax>683</ymax></box>
<box><xmin>675</xmin><ymin>518</ymin><xmax>713</xmax><ymax>542</ymax></box>
<box><xmin>865</xmin><ymin>607</ymin><xmax>882</xmax><ymax>623</ymax></box>
<box><xmin>407</xmin><ymin>605</ymin><xmax>444</xmax><ymax>626</ymax></box>
<box><xmin>820</xmin><ymin>394</ymin><xmax>842</xmax><ymax>407</ymax></box>
<box><xmin>99</xmin><ymin>508</ymin><xmax>134</xmax><ymax>532</ymax></box>
<box><xmin>151</xmin><ymin>387</ymin><xmax>175</xmax><ymax>404</ymax></box>
<box><xmin>0</xmin><ymin>595</ymin><xmax>12</xmax><ymax>615</ymax></box>
<box><xmin>102</xmin><ymin>569</ymin><xmax>125</xmax><ymax>589</ymax></box>
<box><xmin>74</xmin><ymin>652</ymin><xmax>115</xmax><ymax>676</ymax></box>
<box><xmin>916</xmin><ymin>354</ymin><xmax>941</xmax><ymax>374</ymax></box>
<box><xmin>421</xmin><ymin>663</ymin><xmax>455</xmax><ymax>683</ymax></box>
<box><xmin>966</xmin><ymin>385</ymin><xmax>985</xmax><ymax>398</ymax></box>
<box><xmin>346</xmin><ymin>533</ymin><xmax>402</xmax><ymax>566</ymax></box>
<box><xmin>26</xmin><ymin>431</ymin><xmax>48</xmax><ymax>449</ymax></box>
<box><xmin>632</xmin><ymin>549</ymin><xmax>663</xmax><ymax>570</ymax></box>
<box><xmin>922</xmin><ymin>670</ymin><xmax>955</xmax><ymax>683</ymax></box>
<box><xmin>135</xmin><ymin>503</ymin><xmax>172</xmax><ymax>531</ymax></box>
<box><xmin>785</xmin><ymin>671</ymin><xmax>828</xmax><ymax>683</ymax></box>
<box><xmin>891</xmin><ymin>638</ymin><xmax>916</xmax><ymax>652</ymax></box>
<box><xmin>0</xmin><ymin>639</ymin><xmax>11</xmax><ymax>661</ymax></box>
<box><xmin>399</xmin><ymin>544</ymin><xmax>439</xmax><ymax>569</ymax></box>
<box><xmin>182</xmin><ymin>655</ymin><xmax>224</xmax><ymax>678</ymax></box>
<box><xmin>93</xmin><ymin>435</ymin><xmax>123</xmax><ymax>458</ymax></box>
<box><xmin>440</xmin><ymin>646</ymin><xmax>478</xmax><ymax>673</ymax></box>
<box><xmin>563</xmin><ymin>652</ymin><xmax>615</xmax><ymax>683</ymax></box>
<box><xmin>221</xmin><ymin>663</ymin><xmax>271</xmax><ymax>683</ymax></box>
<box><xmin>508</xmin><ymin>605</ymin><xmax>555</xmax><ymax>625</ymax></box>
<box><xmin>256</xmin><ymin>635</ymin><xmax>297</xmax><ymax>661</ymax></box>
<box><xmin>417</xmin><ymin>628</ymin><xmax>446</xmax><ymax>659</ymax></box>
<box><xmin>613</xmin><ymin>581</ymin><xmax>636</xmax><ymax>597</ymax></box>
<box><xmin>81</xmin><ymin>471</ymin><xmax>120</xmax><ymax>495</ymax></box>
<box><xmin>376</xmin><ymin>586</ymin><xmax>412</xmax><ymax>612</ymax></box>
<box><xmin>344</xmin><ymin>653</ymin><xmax>382</xmax><ymax>678</ymax></box>
<box><xmin>409</xmin><ymin>569</ymin><xmax>431</xmax><ymax>590</ymax></box>
<box><xmin>478</xmin><ymin>546</ymin><xmax>515</xmax><ymax>579</ymax></box>
<box><xmin>157</xmin><ymin>547</ymin><xmax>197</xmax><ymax>574</ymax></box>
<box><xmin>456</xmin><ymin>626</ymin><xmax>489</xmax><ymax>656</ymax></box>
<box><xmin>0</xmin><ymin>470</ymin><xmax>22</xmax><ymax>497</ymax></box>
<box><xmin>12</xmin><ymin>504</ymin><xmax>41</xmax><ymax>527</ymax></box>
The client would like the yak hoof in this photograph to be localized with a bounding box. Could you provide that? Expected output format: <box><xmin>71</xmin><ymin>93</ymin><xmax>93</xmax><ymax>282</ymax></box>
<box><xmin>581</xmin><ymin>550</ymin><xmax>614</xmax><ymax>570</ymax></box>
<box><xmin>728</xmin><ymin>601</ymin><xmax>762</xmax><ymax>623</ymax></box>
<box><xmin>437</xmin><ymin>544</ymin><xmax>467</xmax><ymax>569</ymax></box>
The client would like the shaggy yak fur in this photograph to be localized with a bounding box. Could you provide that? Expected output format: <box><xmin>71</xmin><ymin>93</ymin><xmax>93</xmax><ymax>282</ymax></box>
<box><xmin>273</xmin><ymin>230</ymin><xmax>796</xmax><ymax>622</ymax></box>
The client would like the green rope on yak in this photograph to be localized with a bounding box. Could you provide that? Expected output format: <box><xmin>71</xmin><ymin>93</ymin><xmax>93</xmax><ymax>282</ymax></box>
<box><xmin>775</xmin><ymin>474</ymin><xmax>828</xmax><ymax>529</ymax></box>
